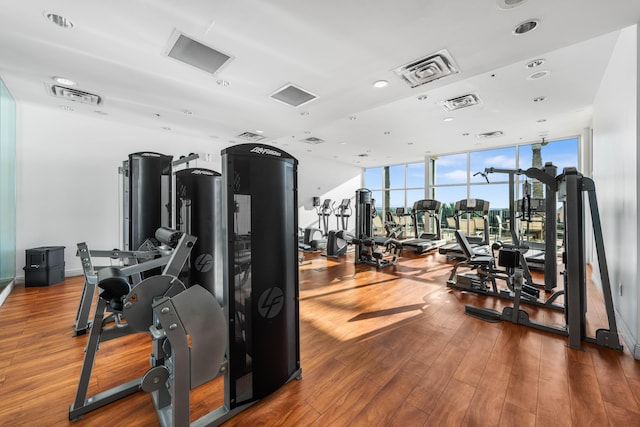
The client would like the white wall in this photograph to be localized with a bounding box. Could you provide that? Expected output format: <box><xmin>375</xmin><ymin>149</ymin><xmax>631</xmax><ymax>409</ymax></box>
<box><xmin>296</xmin><ymin>157</ymin><xmax>362</xmax><ymax>233</ymax></box>
<box><xmin>15</xmin><ymin>101</ymin><xmax>363</xmax><ymax>278</ymax></box>
<box><xmin>592</xmin><ymin>24</ymin><xmax>639</xmax><ymax>356</ymax></box>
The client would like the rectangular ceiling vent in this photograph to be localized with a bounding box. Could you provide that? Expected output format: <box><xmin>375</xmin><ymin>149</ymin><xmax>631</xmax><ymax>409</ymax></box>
<box><xmin>166</xmin><ymin>30</ymin><xmax>233</xmax><ymax>74</ymax></box>
<box><xmin>49</xmin><ymin>85</ymin><xmax>102</xmax><ymax>105</ymax></box>
<box><xmin>477</xmin><ymin>131</ymin><xmax>504</xmax><ymax>139</ymax></box>
<box><xmin>393</xmin><ymin>49</ymin><xmax>459</xmax><ymax>88</ymax></box>
<box><xmin>301</xmin><ymin>137</ymin><xmax>325</xmax><ymax>144</ymax></box>
<box><xmin>270</xmin><ymin>84</ymin><xmax>317</xmax><ymax>108</ymax></box>
<box><xmin>237</xmin><ymin>131</ymin><xmax>266</xmax><ymax>142</ymax></box>
<box><xmin>440</xmin><ymin>93</ymin><xmax>481</xmax><ymax>112</ymax></box>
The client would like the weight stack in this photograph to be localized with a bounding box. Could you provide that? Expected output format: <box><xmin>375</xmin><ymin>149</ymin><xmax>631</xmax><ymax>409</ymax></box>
<box><xmin>221</xmin><ymin>143</ymin><xmax>301</xmax><ymax>408</ymax></box>
<box><xmin>175</xmin><ymin>168</ymin><xmax>224</xmax><ymax>299</ymax></box>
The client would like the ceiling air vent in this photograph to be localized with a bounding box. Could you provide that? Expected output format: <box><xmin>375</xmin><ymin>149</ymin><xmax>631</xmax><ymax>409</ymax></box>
<box><xmin>49</xmin><ymin>84</ymin><xmax>102</xmax><ymax>105</ymax></box>
<box><xmin>440</xmin><ymin>93</ymin><xmax>481</xmax><ymax>112</ymax></box>
<box><xmin>237</xmin><ymin>131</ymin><xmax>266</xmax><ymax>142</ymax></box>
<box><xmin>393</xmin><ymin>49</ymin><xmax>459</xmax><ymax>88</ymax></box>
<box><xmin>301</xmin><ymin>137</ymin><xmax>325</xmax><ymax>144</ymax></box>
<box><xmin>271</xmin><ymin>84</ymin><xmax>317</xmax><ymax>107</ymax></box>
<box><xmin>477</xmin><ymin>131</ymin><xmax>504</xmax><ymax>139</ymax></box>
<box><xmin>166</xmin><ymin>30</ymin><xmax>233</xmax><ymax>74</ymax></box>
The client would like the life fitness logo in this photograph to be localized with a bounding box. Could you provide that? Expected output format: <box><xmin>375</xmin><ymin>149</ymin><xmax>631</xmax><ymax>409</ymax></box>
<box><xmin>250</xmin><ymin>146</ymin><xmax>281</xmax><ymax>157</ymax></box>
<box><xmin>257</xmin><ymin>287</ymin><xmax>284</xmax><ymax>319</ymax></box>
<box><xmin>194</xmin><ymin>253</ymin><xmax>214</xmax><ymax>272</ymax></box>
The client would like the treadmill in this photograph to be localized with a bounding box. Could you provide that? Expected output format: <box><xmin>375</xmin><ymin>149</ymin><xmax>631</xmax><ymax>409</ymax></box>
<box><xmin>438</xmin><ymin>198</ymin><xmax>491</xmax><ymax>259</ymax></box>
<box><xmin>401</xmin><ymin>199</ymin><xmax>447</xmax><ymax>254</ymax></box>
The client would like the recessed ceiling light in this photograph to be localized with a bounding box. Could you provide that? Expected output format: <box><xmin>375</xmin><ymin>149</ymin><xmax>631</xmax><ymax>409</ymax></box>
<box><xmin>59</xmin><ymin>105</ymin><xmax>73</xmax><ymax>111</ymax></box>
<box><xmin>182</xmin><ymin>109</ymin><xmax>193</xmax><ymax>115</ymax></box>
<box><xmin>537</xmin><ymin>119</ymin><xmax>547</xmax><ymax>123</ymax></box>
<box><xmin>407</xmin><ymin>142</ymin><xmax>414</xmax><ymax>145</ymax></box>
<box><xmin>44</xmin><ymin>12</ymin><xmax>74</xmax><ymax>29</ymax></box>
<box><xmin>513</xmin><ymin>19</ymin><xmax>540</xmax><ymax>36</ymax></box>
<box><xmin>532</xmin><ymin>96</ymin><xmax>547</xmax><ymax>102</ymax></box>
<box><xmin>300</xmin><ymin>111</ymin><xmax>309</xmax><ymax>116</ymax></box>
<box><xmin>384</xmin><ymin>131</ymin><xmax>391</xmax><ymax>135</ymax></box>
<box><xmin>373</xmin><ymin>80</ymin><xmax>389</xmax><ymax>88</ymax></box>
<box><xmin>526</xmin><ymin>59</ymin><xmax>545</xmax><ymax>68</ymax></box>
<box><xmin>527</xmin><ymin>70</ymin><xmax>551</xmax><ymax>80</ymax></box>
<box><xmin>462</xmin><ymin>133</ymin><xmax>470</xmax><ymax>136</ymax></box>
<box><xmin>349</xmin><ymin>116</ymin><xmax>357</xmax><ymax>120</ymax></box>
<box><xmin>304</xmin><ymin>130</ymin><xmax>311</xmax><ymax>134</ymax></box>
<box><xmin>52</xmin><ymin>76</ymin><xmax>75</xmax><ymax>86</ymax></box>
<box><xmin>216</xmin><ymin>79</ymin><xmax>230</xmax><ymax>86</ymax></box>
<box><xmin>443</xmin><ymin>117</ymin><xmax>454</xmax><ymax>122</ymax></box>
<box><xmin>417</xmin><ymin>95</ymin><xmax>428</xmax><ymax>101</ymax></box>
<box><xmin>497</xmin><ymin>0</ymin><xmax>529</xmax><ymax>10</ymax></box>
<box><xmin>162</xmin><ymin>126</ymin><xmax>172</xmax><ymax>131</ymax></box>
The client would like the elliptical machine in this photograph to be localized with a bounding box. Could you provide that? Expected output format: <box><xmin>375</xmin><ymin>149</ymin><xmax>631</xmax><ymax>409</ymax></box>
<box><xmin>303</xmin><ymin>198</ymin><xmax>332</xmax><ymax>250</ymax></box>
<box><xmin>326</xmin><ymin>198</ymin><xmax>353</xmax><ymax>258</ymax></box>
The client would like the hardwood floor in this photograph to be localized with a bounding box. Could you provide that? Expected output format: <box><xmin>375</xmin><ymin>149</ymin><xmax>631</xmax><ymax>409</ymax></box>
<box><xmin>1</xmin><ymin>249</ymin><xmax>639</xmax><ymax>426</ymax></box>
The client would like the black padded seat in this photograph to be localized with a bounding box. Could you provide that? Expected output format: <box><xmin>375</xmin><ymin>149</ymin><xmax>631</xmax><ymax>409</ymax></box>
<box><xmin>97</xmin><ymin>267</ymin><xmax>131</xmax><ymax>311</ymax></box>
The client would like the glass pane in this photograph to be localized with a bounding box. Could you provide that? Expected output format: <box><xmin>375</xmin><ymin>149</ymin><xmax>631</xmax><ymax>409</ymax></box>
<box><xmin>470</xmin><ymin>147</ymin><xmax>516</xmax><ymax>183</ymax></box>
<box><xmin>406</xmin><ymin>162</ymin><xmax>425</xmax><ymax>188</ymax></box>
<box><xmin>518</xmin><ymin>137</ymin><xmax>578</xmax><ymax>171</ymax></box>
<box><xmin>364</xmin><ymin>167</ymin><xmax>382</xmax><ymax>190</ymax></box>
<box><xmin>434</xmin><ymin>153</ymin><xmax>467</xmax><ymax>185</ymax></box>
<box><xmin>406</xmin><ymin>189</ymin><xmax>425</xmax><ymax>207</ymax></box>
<box><xmin>433</xmin><ymin>185</ymin><xmax>467</xmax><ymax>240</ymax></box>
<box><xmin>470</xmin><ymin>183</ymin><xmax>510</xmax><ymax>241</ymax></box>
<box><xmin>386</xmin><ymin>165</ymin><xmax>405</xmax><ymax>189</ymax></box>
<box><xmin>388</xmin><ymin>190</ymin><xmax>404</xmax><ymax>213</ymax></box>
<box><xmin>370</xmin><ymin>190</ymin><xmax>384</xmax><ymax>235</ymax></box>
<box><xmin>542</xmin><ymin>137</ymin><xmax>579</xmax><ymax>171</ymax></box>
<box><xmin>0</xmin><ymin>79</ymin><xmax>16</xmax><ymax>286</ymax></box>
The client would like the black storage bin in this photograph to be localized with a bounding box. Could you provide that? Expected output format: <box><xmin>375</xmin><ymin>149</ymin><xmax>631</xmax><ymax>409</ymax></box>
<box><xmin>24</xmin><ymin>246</ymin><xmax>65</xmax><ymax>287</ymax></box>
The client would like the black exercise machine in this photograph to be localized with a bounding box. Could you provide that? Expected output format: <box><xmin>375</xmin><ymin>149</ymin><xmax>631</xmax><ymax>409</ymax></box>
<box><xmin>70</xmin><ymin>143</ymin><xmax>302</xmax><ymax>425</ymax></box>
<box><xmin>402</xmin><ymin>199</ymin><xmax>447</xmax><ymax>254</ymax></box>
<box><xmin>439</xmin><ymin>198</ymin><xmax>492</xmax><ymax>258</ymax></box>
<box><xmin>480</xmin><ymin>163</ymin><xmax>558</xmax><ymax>291</ymax></box>
<box><xmin>464</xmin><ymin>168</ymin><xmax>622</xmax><ymax>352</ymax></box>
<box><xmin>353</xmin><ymin>188</ymin><xmax>402</xmax><ymax>268</ymax></box>
<box><xmin>326</xmin><ymin>198</ymin><xmax>354</xmax><ymax>258</ymax></box>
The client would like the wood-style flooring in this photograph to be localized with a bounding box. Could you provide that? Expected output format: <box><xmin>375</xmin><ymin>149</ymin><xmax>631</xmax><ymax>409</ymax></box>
<box><xmin>1</xmin><ymin>249</ymin><xmax>639</xmax><ymax>426</ymax></box>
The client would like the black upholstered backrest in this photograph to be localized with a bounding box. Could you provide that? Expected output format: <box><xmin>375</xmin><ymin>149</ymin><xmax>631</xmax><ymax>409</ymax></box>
<box><xmin>454</xmin><ymin>229</ymin><xmax>475</xmax><ymax>260</ymax></box>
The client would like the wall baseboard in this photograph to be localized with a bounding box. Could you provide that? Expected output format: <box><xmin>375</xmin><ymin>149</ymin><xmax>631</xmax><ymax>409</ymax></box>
<box><xmin>0</xmin><ymin>279</ymin><xmax>15</xmax><ymax>308</ymax></box>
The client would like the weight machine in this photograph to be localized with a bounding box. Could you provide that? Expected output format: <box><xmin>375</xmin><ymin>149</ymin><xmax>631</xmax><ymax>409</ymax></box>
<box><xmin>465</xmin><ymin>168</ymin><xmax>622</xmax><ymax>351</ymax></box>
<box><xmin>353</xmin><ymin>188</ymin><xmax>402</xmax><ymax>268</ymax></box>
<box><xmin>439</xmin><ymin>198</ymin><xmax>492</xmax><ymax>259</ymax></box>
<box><xmin>73</xmin><ymin>153</ymin><xmax>201</xmax><ymax>335</ymax></box>
<box><xmin>478</xmin><ymin>163</ymin><xmax>558</xmax><ymax>291</ymax></box>
<box><xmin>70</xmin><ymin>144</ymin><xmax>301</xmax><ymax>426</ymax></box>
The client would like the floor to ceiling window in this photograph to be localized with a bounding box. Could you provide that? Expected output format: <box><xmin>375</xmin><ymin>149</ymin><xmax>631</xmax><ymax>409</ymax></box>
<box><xmin>364</xmin><ymin>137</ymin><xmax>579</xmax><ymax>241</ymax></box>
<box><xmin>431</xmin><ymin>137</ymin><xmax>579</xmax><ymax>243</ymax></box>
<box><xmin>0</xmin><ymin>78</ymin><xmax>16</xmax><ymax>288</ymax></box>
<box><xmin>364</xmin><ymin>162</ymin><xmax>425</xmax><ymax>236</ymax></box>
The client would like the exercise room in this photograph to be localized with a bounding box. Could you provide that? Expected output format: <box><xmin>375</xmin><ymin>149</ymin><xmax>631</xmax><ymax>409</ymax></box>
<box><xmin>1</xmin><ymin>1</ymin><xmax>640</xmax><ymax>426</ymax></box>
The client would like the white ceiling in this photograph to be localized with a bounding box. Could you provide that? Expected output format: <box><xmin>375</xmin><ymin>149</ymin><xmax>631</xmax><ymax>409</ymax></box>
<box><xmin>1</xmin><ymin>0</ymin><xmax>639</xmax><ymax>167</ymax></box>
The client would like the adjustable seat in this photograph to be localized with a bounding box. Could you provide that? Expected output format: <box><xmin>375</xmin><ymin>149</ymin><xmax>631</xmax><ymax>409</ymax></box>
<box><xmin>96</xmin><ymin>266</ymin><xmax>130</xmax><ymax>311</ymax></box>
<box><xmin>447</xmin><ymin>229</ymin><xmax>497</xmax><ymax>291</ymax></box>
